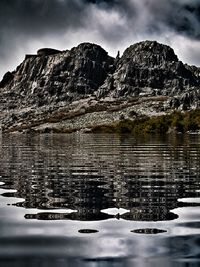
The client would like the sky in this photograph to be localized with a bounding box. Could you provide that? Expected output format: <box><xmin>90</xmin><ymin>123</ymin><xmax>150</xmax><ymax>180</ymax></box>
<box><xmin>0</xmin><ymin>0</ymin><xmax>200</xmax><ymax>78</ymax></box>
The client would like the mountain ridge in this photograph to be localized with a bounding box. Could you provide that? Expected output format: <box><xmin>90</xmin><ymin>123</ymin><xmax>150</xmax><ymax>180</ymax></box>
<box><xmin>0</xmin><ymin>40</ymin><xmax>200</xmax><ymax>133</ymax></box>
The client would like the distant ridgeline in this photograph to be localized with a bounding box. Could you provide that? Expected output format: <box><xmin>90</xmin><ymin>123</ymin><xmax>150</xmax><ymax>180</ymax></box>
<box><xmin>0</xmin><ymin>41</ymin><xmax>200</xmax><ymax>133</ymax></box>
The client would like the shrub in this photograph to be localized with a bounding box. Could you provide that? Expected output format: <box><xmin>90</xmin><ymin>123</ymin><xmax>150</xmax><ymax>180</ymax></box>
<box><xmin>90</xmin><ymin>109</ymin><xmax>200</xmax><ymax>135</ymax></box>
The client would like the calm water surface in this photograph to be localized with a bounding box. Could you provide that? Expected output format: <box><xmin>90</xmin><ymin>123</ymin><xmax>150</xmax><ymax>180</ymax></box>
<box><xmin>0</xmin><ymin>133</ymin><xmax>199</xmax><ymax>266</ymax></box>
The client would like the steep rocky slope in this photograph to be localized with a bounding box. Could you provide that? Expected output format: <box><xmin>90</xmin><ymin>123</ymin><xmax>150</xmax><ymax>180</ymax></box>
<box><xmin>0</xmin><ymin>43</ymin><xmax>114</xmax><ymax>108</ymax></box>
<box><xmin>0</xmin><ymin>41</ymin><xmax>200</xmax><ymax>133</ymax></box>
<box><xmin>98</xmin><ymin>41</ymin><xmax>200</xmax><ymax>109</ymax></box>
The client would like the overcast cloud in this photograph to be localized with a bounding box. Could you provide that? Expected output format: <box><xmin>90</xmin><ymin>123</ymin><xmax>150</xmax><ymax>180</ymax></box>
<box><xmin>0</xmin><ymin>0</ymin><xmax>200</xmax><ymax>78</ymax></box>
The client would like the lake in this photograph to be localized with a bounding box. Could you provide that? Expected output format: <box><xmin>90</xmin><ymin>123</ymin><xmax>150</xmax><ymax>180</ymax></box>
<box><xmin>0</xmin><ymin>133</ymin><xmax>199</xmax><ymax>267</ymax></box>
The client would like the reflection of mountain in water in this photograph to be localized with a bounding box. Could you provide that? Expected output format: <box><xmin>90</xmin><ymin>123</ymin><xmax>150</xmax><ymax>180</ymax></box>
<box><xmin>0</xmin><ymin>134</ymin><xmax>199</xmax><ymax>221</ymax></box>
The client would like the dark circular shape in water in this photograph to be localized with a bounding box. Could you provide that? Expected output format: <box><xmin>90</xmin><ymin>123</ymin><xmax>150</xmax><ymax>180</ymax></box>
<box><xmin>131</xmin><ymin>228</ymin><xmax>167</xmax><ymax>234</ymax></box>
<box><xmin>78</xmin><ymin>229</ymin><xmax>99</xmax><ymax>234</ymax></box>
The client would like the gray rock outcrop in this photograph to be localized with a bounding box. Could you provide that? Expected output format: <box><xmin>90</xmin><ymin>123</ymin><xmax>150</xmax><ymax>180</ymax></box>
<box><xmin>37</xmin><ymin>48</ymin><xmax>61</xmax><ymax>56</ymax></box>
<box><xmin>97</xmin><ymin>41</ymin><xmax>200</xmax><ymax>103</ymax></box>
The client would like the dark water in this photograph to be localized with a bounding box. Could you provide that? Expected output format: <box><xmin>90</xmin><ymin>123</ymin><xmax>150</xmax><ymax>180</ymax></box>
<box><xmin>0</xmin><ymin>133</ymin><xmax>199</xmax><ymax>267</ymax></box>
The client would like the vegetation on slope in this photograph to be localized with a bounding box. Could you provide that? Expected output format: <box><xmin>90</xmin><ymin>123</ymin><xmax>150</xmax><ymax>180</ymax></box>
<box><xmin>91</xmin><ymin>110</ymin><xmax>200</xmax><ymax>135</ymax></box>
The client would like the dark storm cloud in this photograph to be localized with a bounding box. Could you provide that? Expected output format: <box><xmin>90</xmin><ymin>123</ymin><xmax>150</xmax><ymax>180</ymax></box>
<box><xmin>87</xmin><ymin>0</ymin><xmax>200</xmax><ymax>39</ymax></box>
<box><xmin>0</xmin><ymin>0</ymin><xmax>199</xmax><ymax>42</ymax></box>
<box><xmin>0</xmin><ymin>0</ymin><xmax>88</xmax><ymax>35</ymax></box>
<box><xmin>164</xmin><ymin>0</ymin><xmax>200</xmax><ymax>38</ymax></box>
<box><xmin>1</xmin><ymin>0</ymin><xmax>200</xmax><ymax>78</ymax></box>
<box><xmin>108</xmin><ymin>0</ymin><xmax>200</xmax><ymax>39</ymax></box>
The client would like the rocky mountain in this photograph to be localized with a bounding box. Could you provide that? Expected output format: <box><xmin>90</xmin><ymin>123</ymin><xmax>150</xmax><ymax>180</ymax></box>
<box><xmin>0</xmin><ymin>40</ymin><xmax>200</xmax><ymax>133</ymax></box>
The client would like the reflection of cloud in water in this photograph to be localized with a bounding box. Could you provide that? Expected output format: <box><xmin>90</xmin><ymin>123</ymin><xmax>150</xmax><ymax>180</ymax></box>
<box><xmin>101</xmin><ymin>208</ymin><xmax>130</xmax><ymax>216</ymax></box>
<box><xmin>178</xmin><ymin>198</ymin><xmax>200</xmax><ymax>203</ymax></box>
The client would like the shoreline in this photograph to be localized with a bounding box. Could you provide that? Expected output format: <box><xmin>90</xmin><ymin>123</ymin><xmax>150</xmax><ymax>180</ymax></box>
<box><xmin>3</xmin><ymin>109</ymin><xmax>200</xmax><ymax>136</ymax></box>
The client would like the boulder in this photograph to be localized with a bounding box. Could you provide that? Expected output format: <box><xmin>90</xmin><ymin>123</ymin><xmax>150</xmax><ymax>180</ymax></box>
<box><xmin>37</xmin><ymin>48</ymin><xmax>61</xmax><ymax>56</ymax></box>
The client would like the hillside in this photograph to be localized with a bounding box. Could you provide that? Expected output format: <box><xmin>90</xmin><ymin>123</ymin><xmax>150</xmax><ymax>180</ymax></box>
<box><xmin>0</xmin><ymin>41</ymin><xmax>200</xmax><ymax>133</ymax></box>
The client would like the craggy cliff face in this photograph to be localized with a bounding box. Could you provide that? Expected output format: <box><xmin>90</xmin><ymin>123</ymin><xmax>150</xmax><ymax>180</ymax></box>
<box><xmin>0</xmin><ymin>40</ymin><xmax>200</xmax><ymax>132</ymax></box>
<box><xmin>98</xmin><ymin>41</ymin><xmax>200</xmax><ymax>101</ymax></box>
<box><xmin>0</xmin><ymin>43</ymin><xmax>114</xmax><ymax>109</ymax></box>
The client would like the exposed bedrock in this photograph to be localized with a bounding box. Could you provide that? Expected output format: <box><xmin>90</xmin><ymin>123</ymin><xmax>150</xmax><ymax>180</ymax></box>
<box><xmin>0</xmin><ymin>40</ymin><xmax>200</xmax><ymax>132</ymax></box>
